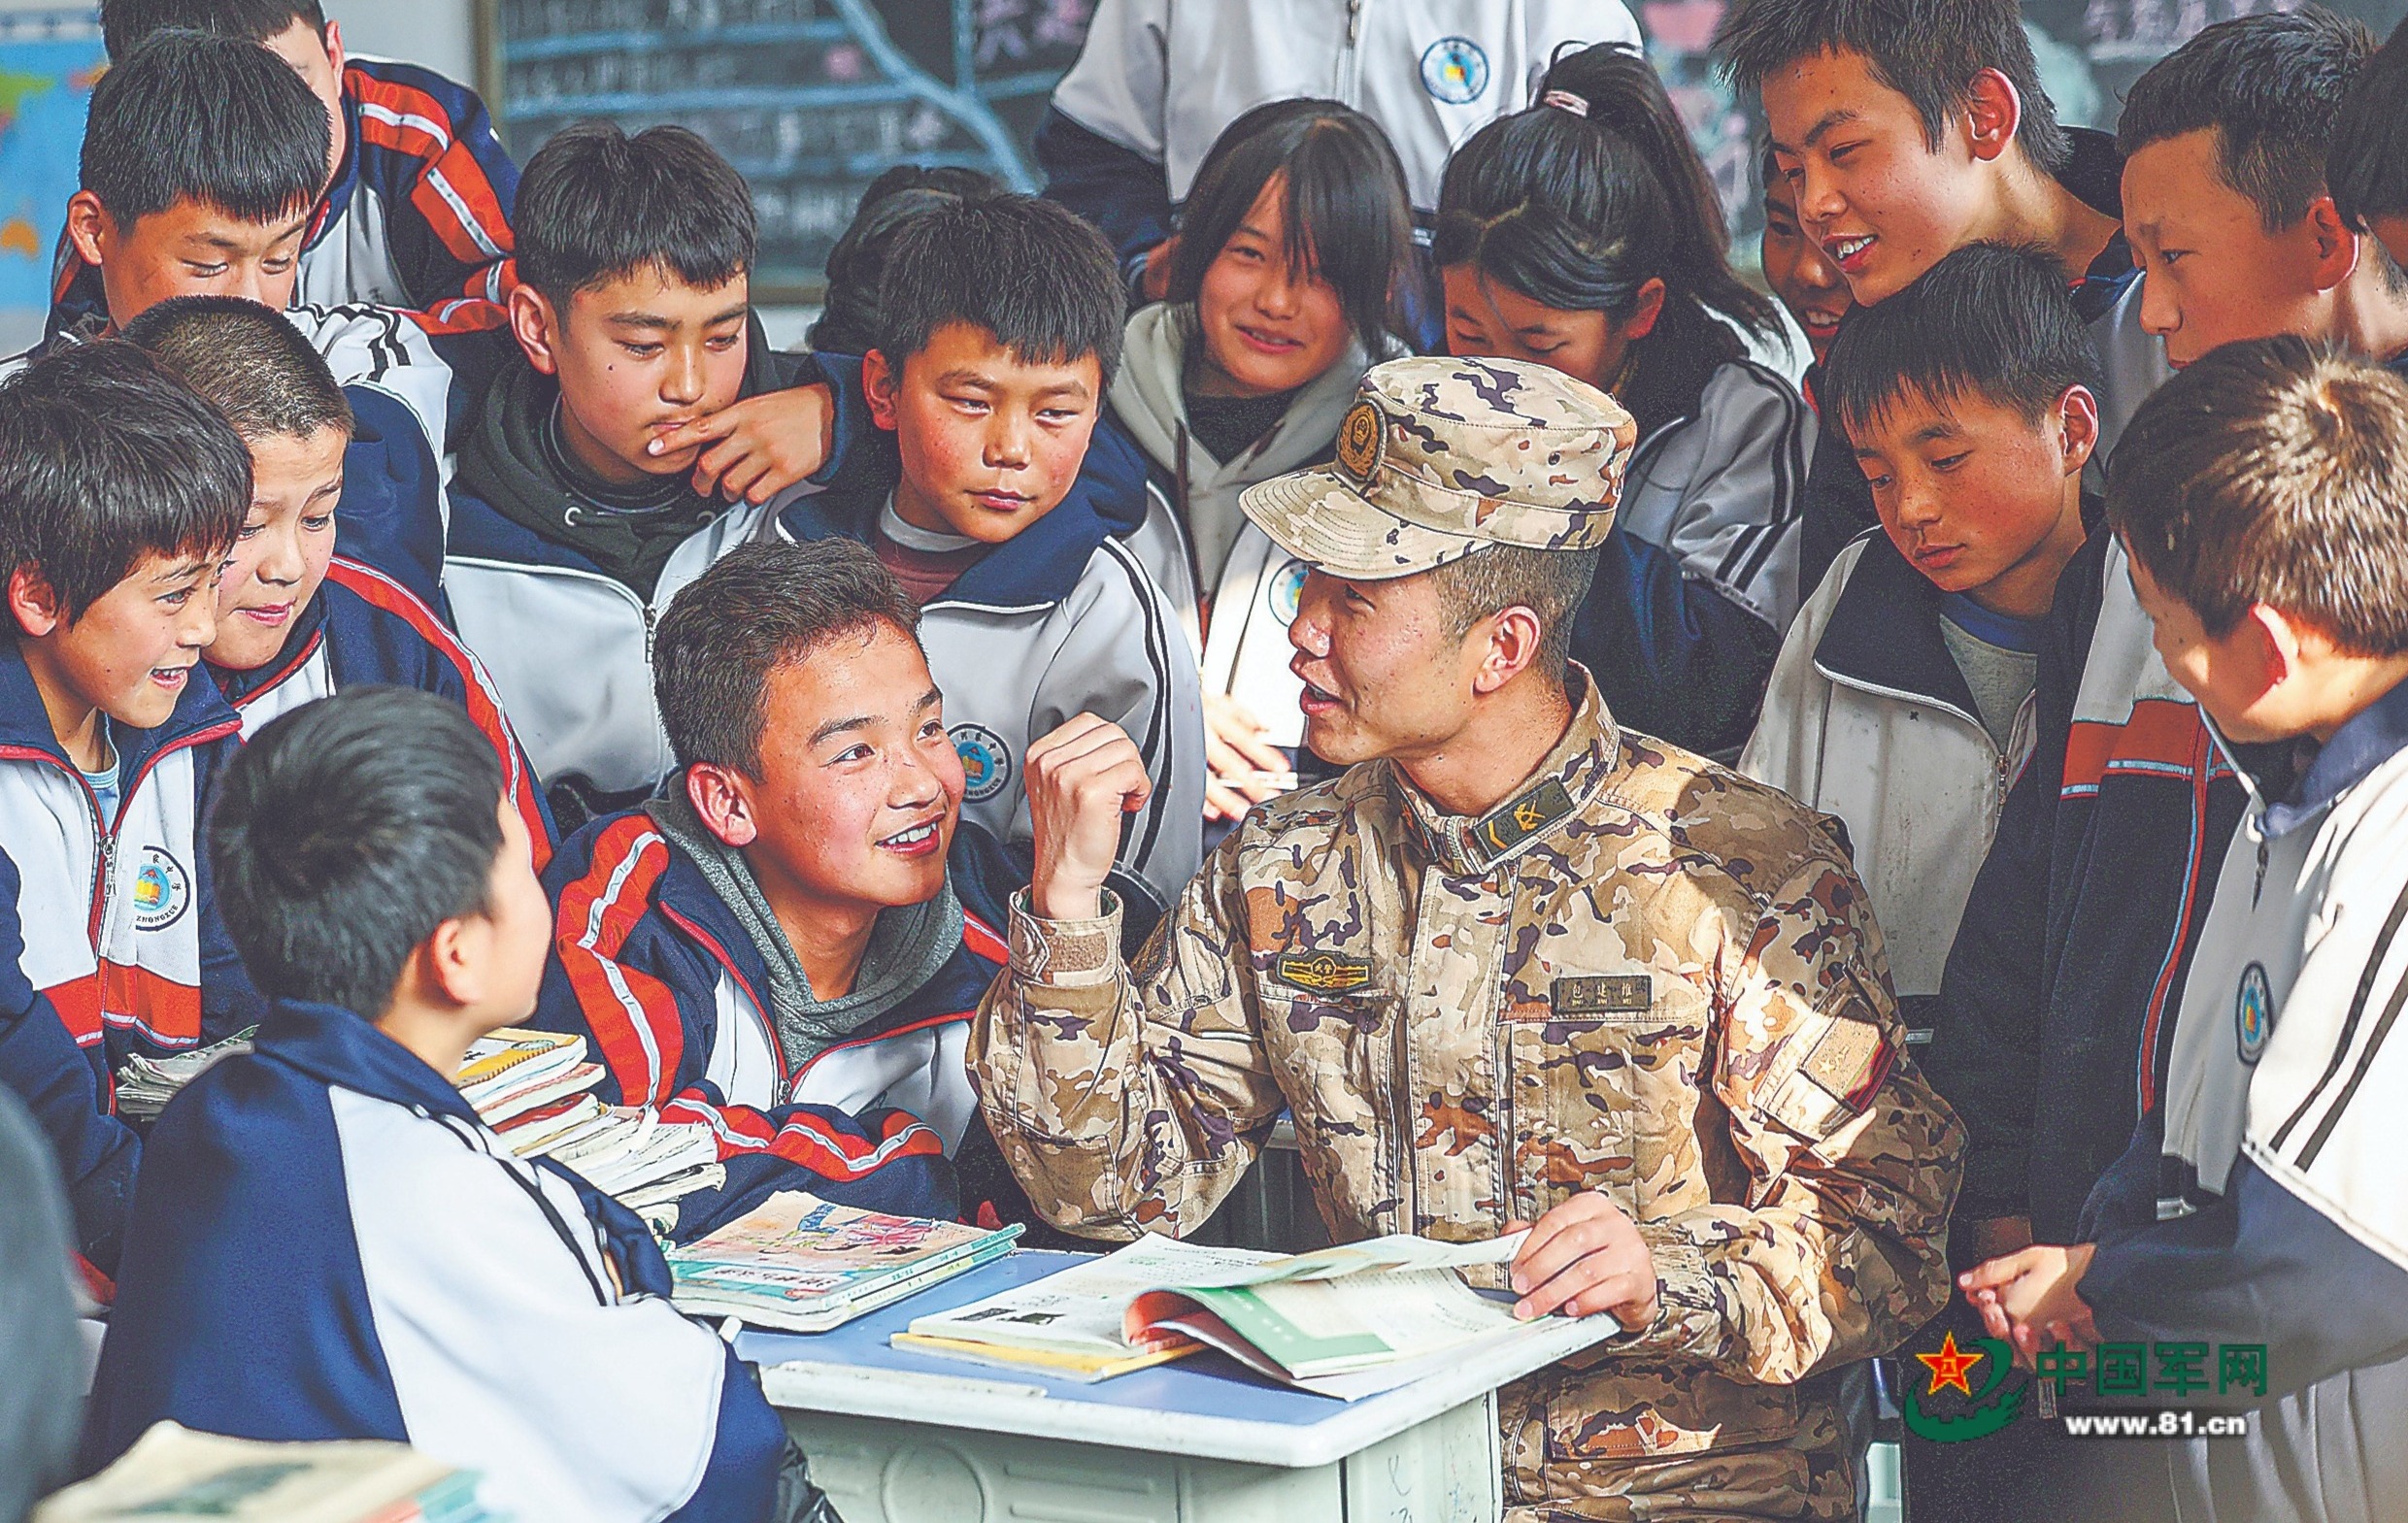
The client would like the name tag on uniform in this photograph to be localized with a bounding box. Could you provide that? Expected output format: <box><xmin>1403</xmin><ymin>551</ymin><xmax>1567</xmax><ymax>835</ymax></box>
<box><xmin>1273</xmin><ymin>950</ymin><xmax>1374</xmax><ymax>994</ymax></box>
<box><xmin>1550</xmin><ymin>975</ymin><xmax>1653</xmax><ymax>1015</ymax></box>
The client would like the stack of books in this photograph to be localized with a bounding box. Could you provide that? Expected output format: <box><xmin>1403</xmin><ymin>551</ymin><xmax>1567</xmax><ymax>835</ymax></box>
<box><xmin>115</xmin><ymin>1029</ymin><xmax>255</xmax><ymax>1121</ymax></box>
<box><xmin>664</xmin><ymin>1191</ymin><xmax>1021</xmax><ymax>1332</ymax></box>
<box><xmin>457</xmin><ymin>1030</ymin><xmax>725</xmax><ymax>1224</ymax></box>
<box><xmin>34</xmin><ymin>1421</ymin><xmax>490</xmax><ymax>1522</ymax></box>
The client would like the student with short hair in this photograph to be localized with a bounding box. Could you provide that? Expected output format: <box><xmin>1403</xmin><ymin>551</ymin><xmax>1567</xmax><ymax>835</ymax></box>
<box><xmin>1436</xmin><ymin>43</ymin><xmax>1812</xmax><ymax>758</ymax></box>
<box><xmin>536</xmin><ymin>540</ymin><xmax>1085</xmax><ymax>1239</ymax></box>
<box><xmin>1716</xmin><ymin>0</ymin><xmax>2169</xmax><ymax>592</ymax></box>
<box><xmin>1758</xmin><ymin>145</ymin><xmax>1853</xmax><ymax>370</ymax></box>
<box><xmin>2331</xmin><ymin>17</ymin><xmax>2408</xmax><ymax>270</ymax></box>
<box><xmin>444</xmin><ymin>122</ymin><xmax>854</xmax><ymax>831</ymax></box>
<box><xmin>82</xmin><ymin>688</ymin><xmax>812</xmax><ymax>1523</ymax></box>
<box><xmin>119</xmin><ymin>296</ymin><xmax>550</xmax><ymax>857</ymax></box>
<box><xmin>1744</xmin><ymin>243</ymin><xmax>2097</xmax><ymax>1037</ymax></box>
<box><xmin>53</xmin><ymin>0</ymin><xmax>518</xmax><ymax>336</ymax></box>
<box><xmin>0</xmin><ymin>343</ymin><xmax>255</xmax><ymax>1272</ymax></box>
<box><xmin>7</xmin><ymin>29</ymin><xmax>475</xmax><ymax>492</ymax></box>
<box><xmin>774</xmin><ymin>190</ymin><xmax>1203</xmax><ymax>911</ymax></box>
<box><xmin>1964</xmin><ymin>340</ymin><xmax>2408</xmax><ymax>1521</ymax></box>
<box><xmin>805</xmin><ymin>164</ymin><xmax>1003</xmax><ymax>359</ymax></box>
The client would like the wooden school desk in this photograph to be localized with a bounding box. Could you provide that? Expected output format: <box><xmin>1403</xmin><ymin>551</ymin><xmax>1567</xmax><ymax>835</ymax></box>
<box><xmin>738</xmin><ymin>1248</ymin><xmax>1612</xmax><ymax>1523</ymax></box>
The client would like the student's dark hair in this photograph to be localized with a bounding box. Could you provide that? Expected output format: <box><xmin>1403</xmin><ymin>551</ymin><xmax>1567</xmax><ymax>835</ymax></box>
<box><xmin>2118</xmin><ymin>10</ymin><xmax>2376</xmax><ymax>233</ymax></box>
<box><xmin>1823</xmin><ymin>242</ymin><xmax>2099</xmax><ymax>443</ymax></box>
<box><xmin>99</xmin><ymin>0</ymin><xmax>326</xmax><ymax>61</ymax></box>
<box><xmin>872</xmin><ymin>190</ymin><xmax>1126</xmax><ymax>386</ymax></box>
<box><xmin>122</xmin><ymin>295</ymin><xmax>354</xmax><ymax>444</ymax></box>
<box><xmin>2331</xmin><ymin>16</ymin><xmax>2408</xmax><ymax>228</ymax></box>
<box><xmin>1425</xmin><ymin>546</ymin><xmax>1603</xmax><ymax>696</ymax></box>
<box><xmin>2108</xmin><ymin>337</ymin><xmax>2408</xmax><ymax>652</ymax></box>
<box><xmin>1435</xmin><ymin>45</ymin><xmax>1780</xmax><ymax>345</ymax></box>
<box><xmin>1166</xmin><ymin>99</ymin><xmax>1414</xmax><ymax>353</ymax></box>
<box><xmin>811</xmin><ymin>165</ymin><xmax>1004</xmax><ymax>357</ymax></box>
<box><xmin>210</xmin><ymin>688</ymin><xmax>506</xmax><ymax>1019</ymax></box>
<box><xmin>1716</xmin><ymin>0</ymin><xmax>2070</xmax><ymax>173</ymax></box>
<box><xmin>654</xmin><ymin>539</ymin><xmax>924</xmax><ymax>777</ymax></box>
<box><xmin>0</xmin><ymin>342</ymin><xmax>251</xmax><ymax>624</ymax></box>
<box><xmin>82</xmin><ymin>28</ymin><xmax>330</xmax><ymax>229</ymax></box>
<box><xmin>516</xmin><ymin>122</ymin><xmax>756</xmax><ymax>305</ymax></box>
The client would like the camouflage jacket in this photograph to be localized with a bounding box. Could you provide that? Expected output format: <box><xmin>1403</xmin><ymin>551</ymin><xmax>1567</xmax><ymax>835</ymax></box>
<box><xmin>970</xmin><ymin>676</ymin><xmax>1964</xmax><ymax>1519</ymax></box>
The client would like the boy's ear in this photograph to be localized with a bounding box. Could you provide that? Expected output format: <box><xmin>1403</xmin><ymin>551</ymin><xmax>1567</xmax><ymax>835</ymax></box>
<box><xmin>64</xmin><ymin>192</ymin><xmax>113</xmax><ymax>270</ymax></box>
<box><xmin>2303</xmin><ymin>196</ymin><xmax>2362</xmax><ymax>294</ymax></box>
<box><xmin>7</xmin><ymin>567</ymin><xmax>66</xmax><ymax>640</ymax></box>
<box><xmin>510</xmin><ymin>285</ymin><xmax>563</xmax><ymax>376</ymax></box>
<box><xmin>2242</xmin><ymin>602</ymin><xmax>2300</xmax><ymax>694</ymax></box>
<box><xmin>2055</xmin><ymin>384</ymin><xmax>2101</xmax><ymax>476</ymax></box>
<box><xmin>320</xmin><ymin>18</ymin><xmax>345</xmax><ymax>72</ymax></box>
<box><xmin>861</xmin><ymin>348</ymin><xmax>903</xmax><ymax>433</ymax></box>
<box><xmin>686</xmin><ymin>764</ymin><xmax>761</xmax><ymax>848</ymax></box>
<box><xmin>1962</xmin><ymin>68</ymin><xmax>2023</xmax><ymax>165</ymax></box>
<box><xmin>417</xmin><ymin>910</ymin><xmax>488</xmax><ymax>1011</ymax></box>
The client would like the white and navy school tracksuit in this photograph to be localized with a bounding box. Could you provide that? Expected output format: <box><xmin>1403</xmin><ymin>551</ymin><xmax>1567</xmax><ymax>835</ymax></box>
<box><xmin>49</xmin><ymin>54</ymin><xmax>518</xmax><ymax>337</ymax></box>
<box><xmin>533</xmin><ymin>813</ymin><xmax>1040</xmax><ymax>1238</ymax></box>
<box><xmin>211</xmin><ymin>555</ymin><xmax>552</xmax><ymax>861</ymax></box>
<box><xmin>2074</xmin><ymin>677</ymin><xmax>2408</xmax><ymax>1518</ymax></box>
<box><xmin>82</xmin><ymin>999</ymin><xmax>787</xmax><ymax>1523</ymax></box>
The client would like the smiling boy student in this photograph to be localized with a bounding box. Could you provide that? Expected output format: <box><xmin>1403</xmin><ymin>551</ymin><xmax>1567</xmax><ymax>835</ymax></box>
<box><xmin>1962</xmin><ymin>341</ymin><xmax>2408</xmax><ymax>1523</ymax></box>
<box><xmin>119</xmin><ymin>296</ymin><xmax>550</xmax><ymax>860</ymax></box>
<box><xmin>773</xmin><ymin>190</ymin><xmax>1203</xmax><ymax>913</ymax></box>
<box><xmin>0</xmin><ymin>343</ymin><xmax>255</xmax><ymax>1268</ymax></box>
<box><xmin>535</xmin><ymin>540</ymin><xmax>1091</xmax><ymax>1240</ymax></box>
<box><xmin>445</xmin><ymin>121</ymin><xmax>859</xmax><ymax>831</ymax></box>
<box><xmin>50</xmin><ymin>0</ymin><xmax>519</xmax><ymax>340</ymax></box>
<box><xmin>1743</xmin><ymin>243</ymin><xmax>2096</xmax><ymax>1037</ymax></box>
<box><xmin>83</xmin><ymin>689</ymin><xmax>813</xmax><ymax>1523</ymax></box>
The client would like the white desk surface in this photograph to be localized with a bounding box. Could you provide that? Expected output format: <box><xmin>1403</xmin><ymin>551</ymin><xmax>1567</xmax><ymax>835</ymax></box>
<box><xmin>742</xmin><ymin>1248</ymin><xmax>1614</xmax><ymax>1469</ymax></box>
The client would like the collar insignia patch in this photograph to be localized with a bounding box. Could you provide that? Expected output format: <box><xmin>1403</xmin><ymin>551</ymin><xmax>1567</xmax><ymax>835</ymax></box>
<box><xmin>1475</xmin><ymin>778</ymin><xmax>1575</xmax><ymax>860</ymax></box>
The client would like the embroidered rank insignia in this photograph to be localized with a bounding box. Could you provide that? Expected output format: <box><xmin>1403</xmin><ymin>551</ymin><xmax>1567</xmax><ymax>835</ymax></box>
<box><xmin>1274</xmin><ymin>950</ymin><xmax>1375</xmax><ymax>994</ymax></box>
<box><xmin>1551</xmin><ymin>975</ymin><xmax>1653</xmax><ymax>1015</ymax></box>
<box><xmin>1800</xmin><ymin>1006</ymin><xmax>1893</xmax><ymax>1111</ymax></box>
<box><xmin>1335</xmin><ymin>399</ymin><xmax>1385</xmax><ymax>481</ymax></box>
<box><xmin>1474</xmin><ymin>778</ymin><xmax>1575</xmax><ymax>861</ymax></box>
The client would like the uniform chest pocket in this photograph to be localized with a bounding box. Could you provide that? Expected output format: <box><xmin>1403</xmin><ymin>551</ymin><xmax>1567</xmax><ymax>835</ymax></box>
<box><xmin>1500</xmin><ymin>973</ymin><xmax>1711</xmax><ymax>1223</ymax></box>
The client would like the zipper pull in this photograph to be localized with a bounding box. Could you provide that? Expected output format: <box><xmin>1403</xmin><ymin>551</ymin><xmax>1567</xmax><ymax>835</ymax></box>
<box><xmin>643</xmin><ymin>602</ymin><xmax>658</xmax><ymax>668</ymax></box>
<box><xmin>1347</xmin><ymin>0</ymin><xmax>1364</xmax><ymax>46</ymax></box>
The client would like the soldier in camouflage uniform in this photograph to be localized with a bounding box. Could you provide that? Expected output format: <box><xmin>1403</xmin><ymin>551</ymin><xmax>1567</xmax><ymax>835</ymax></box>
<box><xmin>970</xmin><ymin>355</ymin><xmax>1965</xmax><ymax>1520</ymax></box>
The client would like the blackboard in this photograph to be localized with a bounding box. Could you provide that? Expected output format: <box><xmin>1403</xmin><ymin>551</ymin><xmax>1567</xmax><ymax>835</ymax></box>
<box><xmin>490</xmin><ymin>0</ymin><xmax>2408</xmax><ymax>296</ymax></box>
<box><xmin>493</xmin><ymin>0</ymin><xmax>1093</xmax><ymax>297</ymax></box>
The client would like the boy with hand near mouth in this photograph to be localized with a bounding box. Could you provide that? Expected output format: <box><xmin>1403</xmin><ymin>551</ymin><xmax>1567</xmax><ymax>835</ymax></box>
<box><xmin>446</xmin><ymin>122</ymin><xmax>856</xmax><ymax>832</ymax></box>
<box><xmin>120</xmin><ymin>296</ymin><xmax>550</xmax><ymax>859</ymax></box>
<box><xmin>773</xmin><ymin>189</ymin><xmax>1203</xmax><ymax>914</ymax></box>
<box><xmin>1744</xmin><ymin>242</ymin><xmax>2096</xmax><ymax>1042</ymax></box>
<box><xmin>1963</xmin><ymin>341</ymin><xmax>2408</xmax><ymax>1522</ymax></box>
<box><xmin>536</xmin><ymin>541</ymin><xmax>1104</xmax><ymax>1239</ymax></box>
<box><xmin>0</xmin><ymin>343</ymin><xmax>257</xmax><ymax>1271</ymax></box>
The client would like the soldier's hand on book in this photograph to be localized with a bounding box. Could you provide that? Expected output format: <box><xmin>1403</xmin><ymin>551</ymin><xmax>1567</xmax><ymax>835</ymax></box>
<box><xmin>1505</xmin><ymin>1194</ymin><xmax>1660</xmax><ymax>1330</ymax></box>
<box><xmin>1026</xmin><ymin>713</ymin><xmax>1153</xmax><ymax>922</ymax></box>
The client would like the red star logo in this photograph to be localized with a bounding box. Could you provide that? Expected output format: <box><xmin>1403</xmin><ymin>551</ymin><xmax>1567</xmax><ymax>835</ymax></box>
<box><xmin>1916</xmin><ymin>1331</ymin><xmax>1986</xmax><ymax>1398</ymax></box>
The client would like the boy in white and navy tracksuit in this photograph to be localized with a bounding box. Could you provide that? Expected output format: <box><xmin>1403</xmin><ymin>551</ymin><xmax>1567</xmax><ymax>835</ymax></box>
<box><xmin>82</xmin><ymin>691</ymin><xmax>799</xmax><ymax>1523</ymax></box>
<box><xmin>1037</xmin><ymin>0</ymin><xmax>1639</xmax><ymax>342</ymax></box>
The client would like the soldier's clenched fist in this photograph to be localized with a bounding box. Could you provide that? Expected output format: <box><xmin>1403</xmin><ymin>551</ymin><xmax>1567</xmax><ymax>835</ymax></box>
<box><xmin>1025</xmin><ymin>713</ymin><xmax>1153</xmax><ymax>921</ymax></box>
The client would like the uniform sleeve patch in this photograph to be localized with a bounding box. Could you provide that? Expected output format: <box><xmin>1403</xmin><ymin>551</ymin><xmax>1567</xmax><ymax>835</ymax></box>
<box><xmin>1551</xmin><ymin>975</ymin><xmax>1652</xmax><ymax>1015</ymax></box>
<box><xmin>1273</xmin><ymin>950</ymin><xmax>1374</xmax><ymax>994</ymax></box>
<box><xmin>1799</xmin><ymin>1006</ymin><xmax>1893</xmax><ymax>1112</ymax></box>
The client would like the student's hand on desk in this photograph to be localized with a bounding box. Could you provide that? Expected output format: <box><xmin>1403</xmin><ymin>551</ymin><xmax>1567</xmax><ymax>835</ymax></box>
<box><xmin>650</xmin><ymin>382</ymin><xmax>836</xmax><ymax>504</ymax></box>
<box><xmin>1026</xmin><ymin>713</ymin><xmax>1152</xmax><ymax>923</ymax></box>
<box><xmin>1959</xmin><ymin>1242</ymin><xmax>2098</xmax><ymax>1366</ymax></box>
<box><xmin>1504</xmin><ymin>1195</ymin><xmax>1659</xmax><ymax>1329</ymax></box>
<box><xmin>1203</xmin><ymin>692</ymin><xmax>1291</xmax><ymax>823</ymax></box>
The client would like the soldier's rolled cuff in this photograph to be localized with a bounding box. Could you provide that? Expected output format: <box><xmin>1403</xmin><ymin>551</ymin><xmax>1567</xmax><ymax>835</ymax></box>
<box><xmin>1624</xmin><ymin>1232</ymin><xmax>1726</xmax><ymax>1362</ymax></box>
<box><xmin>1007</xmin><ymin>888</ymin><xmax>1125</xmax><ymax>988</ymax></box>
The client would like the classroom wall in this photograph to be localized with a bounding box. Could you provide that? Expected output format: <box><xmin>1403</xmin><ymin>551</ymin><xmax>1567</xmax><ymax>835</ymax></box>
<box><xmin>322</xmin><ymin>0</ymin><xmax>477</xmax><ymax>85</ymax></box>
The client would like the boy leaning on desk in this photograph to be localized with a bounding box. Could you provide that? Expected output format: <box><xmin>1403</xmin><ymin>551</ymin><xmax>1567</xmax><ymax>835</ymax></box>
<box><xmin>969</xmin><ymin>355</ymin><xmax>1968</xmax><ymax>1523</ymax></box>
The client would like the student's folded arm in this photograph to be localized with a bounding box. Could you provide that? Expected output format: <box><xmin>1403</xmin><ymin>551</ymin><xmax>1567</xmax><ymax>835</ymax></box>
<box><xmin>1028</xmin><ymin>546</ymin><xmax>1206</xmax><ymax>914</ymax></box>
<box><xmin>2080</xmin><ymin>1154</ymin><xmax>2408</xmax><ymax>1400</ymax></box>
<box><xmin>1622</xmin><ymin>855</ymin><xmax>1965</xmax><ymax>1384</ymax></box>
<box><xmin>790</xmin><ymin>351</ymin><xmax>885</xmax><ymax>493</ymax></box>
<box><xmin>0</xmin><ymin>993</ymin><xmax>140</xmax><ymax>1275</ymax></box>
<box><xmin>361</xmin><ymin>68</ymin><xmax>520</xmax><ymax>312</ymax></box>
<box><xmin>968</xmin><ymin>852</ymin><xmax>1283</xmax><ymax>1240</ymax></box>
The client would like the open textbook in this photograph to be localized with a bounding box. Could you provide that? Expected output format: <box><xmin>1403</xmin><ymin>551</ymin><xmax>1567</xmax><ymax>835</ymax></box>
<box><xmin>900</xmin><ymin>1232</ymin><xmax>1617</xmax><ymax>1399</ymax></box>
<box><xmin>664</xmin><ymin>1192</ymin><xmax>1021</xmax><ymax>1332</ymax></box>
<box><xmin>33</xmin><ymin>1421</ymin><xmax>489</xmax><ymax>1523</ymax></box>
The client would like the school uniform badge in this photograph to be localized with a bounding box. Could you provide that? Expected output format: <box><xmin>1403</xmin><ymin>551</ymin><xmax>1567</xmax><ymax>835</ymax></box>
<box><xmin>952</xmin><ymin>723</ymin><xmax>1013</xmax><ymax>804</ymax></box>
<box><xmin>1421</xmin><ymin>36</ymin><xmax>1490</xmax><ymax>104</ymax></box>
<box><xmin>131</xmin><ymin>846</ymin><xmax>191</xmax><ymax>933</ymax></box>
<box><xmin>2236</xmin><ymin>962</ymin><xmax>2274</xmax><ymax>1064</ymax></box>
<box><xmin>1267</xmin><ymin>557</ymin><xmax>1310</xmax><ymax>623</ymax></box>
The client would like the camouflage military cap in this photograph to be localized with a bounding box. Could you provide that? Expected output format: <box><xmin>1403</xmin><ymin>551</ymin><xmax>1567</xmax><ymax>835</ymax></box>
<box><xmin>1239</xmin><ymin>355</ymin><xmax>1637</xmax><ymax>580</ymax></box>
